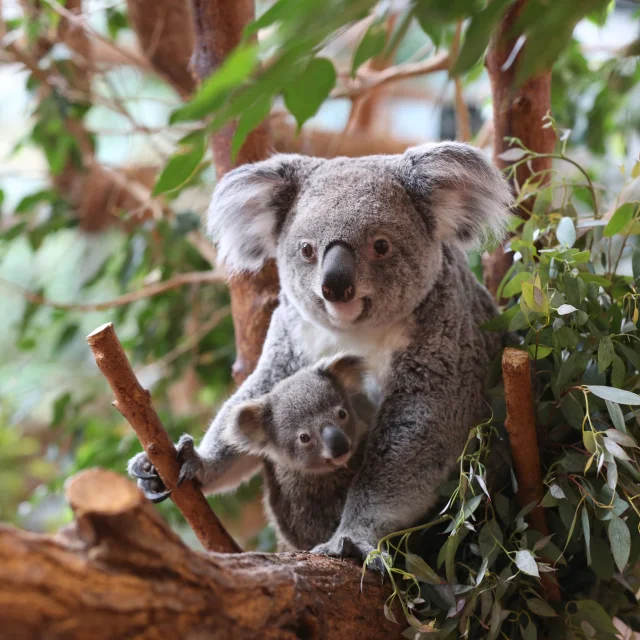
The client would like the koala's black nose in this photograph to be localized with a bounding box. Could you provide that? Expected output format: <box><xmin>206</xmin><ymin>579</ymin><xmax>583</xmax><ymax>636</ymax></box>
<box><xmin>322</xmin><ymin>242</ymin><xmax>356</xmax><ymax>303</ymax></box>
<box><xmin>322</xmin><ymin>426</ymin><xmax>351</xmax><ymax>460</ymax></box>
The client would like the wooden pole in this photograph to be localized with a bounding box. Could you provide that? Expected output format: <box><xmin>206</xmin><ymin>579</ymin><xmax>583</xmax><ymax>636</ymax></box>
<box><xmin>502</xmin><ymin>348</ymin><xmax>562</xmax><ymax>602</ymax></box>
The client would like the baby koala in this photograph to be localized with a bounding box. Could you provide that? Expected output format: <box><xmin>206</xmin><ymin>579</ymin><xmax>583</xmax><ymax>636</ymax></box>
<box><xmin>225</xmin><ymin>354</ymin><xmax>373</xmax><ymax>551</ymax></box>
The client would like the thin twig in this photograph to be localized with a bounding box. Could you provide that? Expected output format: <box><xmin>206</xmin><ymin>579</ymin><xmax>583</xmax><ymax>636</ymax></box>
<box><xmin>0</xmin><ymin>271</ymin><xmax>225</xmax><ymax>313</ymax></box>
<box><xmin>332</xmin><ymin>51</ymin><xmax>450</xmax><ymax>99</ymax></box>
<box><xmin>137</xmin><ymin>304</ymin><xmax>230</xmax><ymax>376</ymax></box>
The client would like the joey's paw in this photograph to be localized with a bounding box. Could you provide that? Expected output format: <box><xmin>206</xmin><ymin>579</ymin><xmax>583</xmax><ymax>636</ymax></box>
<box><xmin>127</xmin><ymin>452</ymin><xmax>171</xmax><ymax>503</ymax></box>
<box><xmin>175</xmin><ymin>434</ymin><xmax>204</xmax><ymax>487</ymax></box>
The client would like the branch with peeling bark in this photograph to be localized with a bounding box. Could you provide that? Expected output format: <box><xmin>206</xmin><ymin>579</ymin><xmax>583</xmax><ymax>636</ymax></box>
<box><xmin>0</xmin><ymin>469</ymin><xmax>398</xmax><ymax>640</ymax></box>
<box><xmin>86</xmin><ymin>322</ymin><xmax>239</xmax><ymax>553</ymax></box>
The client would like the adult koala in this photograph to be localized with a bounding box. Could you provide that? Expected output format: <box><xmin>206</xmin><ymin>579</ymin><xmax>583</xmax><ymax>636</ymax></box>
<box><xmin>128</xmin><ymin>142</ymin><xmax>512</xmax><ymax>564</ymax></box>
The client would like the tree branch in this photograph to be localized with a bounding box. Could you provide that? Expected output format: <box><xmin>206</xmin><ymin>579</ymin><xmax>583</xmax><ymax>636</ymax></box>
<box><xmin>189</xmin><ymin>0</ymin><xmax>279</xmax><ymax>386</ymax></box>
<box><xmin>86</xmin><ymin>323</ymin><xmax>240</xmax><ymax>553</ymax></box>
<box><xmin>0</xmin><ymin>469</ymin><xmax>398</xmax><ymax>639</ymax></box>
<box><xmin>483</xmin><ymin>0</ymin><xmax>556</xmax><ymax>298</ymax></box>
<box><xmin>332</xmin><ymin>51</ymin><xmax>450</xmax><ymax>99</ymax></box>
<box><xmin>0</xmin><ymin>270</ymin><xmax>225</xmax><ymax>313</ymax></box>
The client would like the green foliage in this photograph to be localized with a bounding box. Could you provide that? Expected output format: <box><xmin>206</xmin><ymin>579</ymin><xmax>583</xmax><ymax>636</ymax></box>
<box><xmin>2</xmin><ymin>1</ymin><xmax>639</xmax><ymax>634</ymax></box>
<box><xmin>371</xmin><ymin>124</ymin><xmax>640</xmax><ymax>637</ymax></box>
<box><xmin>166</xmin><ymin>0</ymin><xmax>628</xmax><ymax>155</ymax></box>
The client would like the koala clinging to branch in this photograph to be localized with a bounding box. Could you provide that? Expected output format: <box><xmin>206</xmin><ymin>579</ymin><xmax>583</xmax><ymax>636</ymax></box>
<box><xmin>128</xmin><ymin>142</ymin><xmax>512</xmax><ymax>565</ymax></box>
<box><xmin>225</xmin><ymin>354</ymin><xmax>372</xmax><ymax>550</ymax></box>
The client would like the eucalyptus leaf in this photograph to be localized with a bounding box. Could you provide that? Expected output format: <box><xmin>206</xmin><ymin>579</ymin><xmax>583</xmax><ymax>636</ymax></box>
<box><xmin>514</xmin><ymin>550</ymin><xmax>539</xmax><ymax>577</ymax></box>
<box><xmin>557</xmin><ymin>216</ymin><xmax>576</xmax><ymax>248</ymax></box>
<box><xmin>603</xmin><ymin>202</ymin><xmax>636</xmax><ymax>237</ymax></box>
<box><xmin>586</xmin><ymin>385</ymin><xmax>640</xmax><ymax>405</ymax></box>
<box><xmin>608</xmin><ymin>515</ymin><xmax>631</xmax><ymax>573</ymax></box>
<box><xmin>283</xmin><ymin>57</ymin><xmax>337</xmax><ymax>130</ymax></box>
<box><xmin>581</xmin><ymin>506</ymin><xmax>592</xmax><ymax>566</ymax></box>
<box><xmin>526</xmin><ymin>597</ymin><xmax>557</xmax><ymax>617</ymax></box>
<box><xmin>351</xmin><ymin>21</ymin><xmax>386</xmax><ymax>77</ymax></box>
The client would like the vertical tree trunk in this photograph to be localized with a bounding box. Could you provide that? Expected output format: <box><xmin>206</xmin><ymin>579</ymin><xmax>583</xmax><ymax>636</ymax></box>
<box><xmin>483</xmin><ymin>0</ymin><xmax>556</xmax><ymax>298</ymax></box>
<box><xmin>190</xmin><ymin>0</ymin><xmax>279</xmax><ymax>385</ymax></box>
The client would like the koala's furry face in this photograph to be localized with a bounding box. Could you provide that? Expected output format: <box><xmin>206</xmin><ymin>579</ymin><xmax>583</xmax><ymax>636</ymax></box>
<box><xmin>278</xmin><ymin>160</ymin><xmax>440</xmax><ymax>330</ymax></box>
<box><xmin>208</xmin><ymin>143</ymin><xmax>512</xmax><ymax>332</ymax></box>
<box><xmin>264</xmin><ymin>370</ymin><xmax>360</xmax><ymax>473</ymax></box>
<box><xmin>230</xmin><ymin>354</ymin><xmax>367</xmax><ymax>474</ymax></box>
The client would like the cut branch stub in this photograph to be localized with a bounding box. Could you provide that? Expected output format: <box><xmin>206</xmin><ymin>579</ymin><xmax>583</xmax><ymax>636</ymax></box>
<box><xmin>86</xmin><ymin>322</ymin><xmax>240</xmax><ymax>553</ymax></box>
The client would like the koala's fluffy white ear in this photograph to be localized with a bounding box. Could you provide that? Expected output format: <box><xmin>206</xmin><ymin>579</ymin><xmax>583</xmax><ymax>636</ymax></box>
<box><xmin>398</xmin><ymin>142</ymin><xmax>513</xmax><ymax>248</ymax></box>
<box><xmin>317</xmin><ymin>353</ymin><xmax>367</xmax><ymax>394</ymax></box>
<box><xmin>207</xmin><ymin>154</ymin><xmax>322</xmax><ymax>274</ymax></box>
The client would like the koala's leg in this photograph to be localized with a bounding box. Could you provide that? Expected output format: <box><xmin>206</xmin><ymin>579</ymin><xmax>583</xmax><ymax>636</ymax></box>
<box><xmin>311</xmin><ymin>386</ymin><xmax>474</xmax><ymax>570</ymax></box>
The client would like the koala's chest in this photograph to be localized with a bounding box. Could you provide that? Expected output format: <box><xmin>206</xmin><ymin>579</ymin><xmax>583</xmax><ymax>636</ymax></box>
<box><xmin>295</xmin><ymin>320</ymin><xmax>409</xmax><ymax>404</ymax></box>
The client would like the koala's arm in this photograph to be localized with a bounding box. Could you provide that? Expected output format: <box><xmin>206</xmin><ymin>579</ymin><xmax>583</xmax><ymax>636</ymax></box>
<box><xmin>128</xmin><ymin>304</ymin><xmax>304</xmax><ymax>498</ymax></box>
<box><xmin>313</xmin><ymin>344</ymin><xmax>485</xmax><ymax>561</ymax></box>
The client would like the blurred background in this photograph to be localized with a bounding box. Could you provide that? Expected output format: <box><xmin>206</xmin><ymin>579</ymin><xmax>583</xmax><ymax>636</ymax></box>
<box><xmin>0</xmin><ymin>0</ymin><xmax>639</xmax><ymax>551</ymax></box>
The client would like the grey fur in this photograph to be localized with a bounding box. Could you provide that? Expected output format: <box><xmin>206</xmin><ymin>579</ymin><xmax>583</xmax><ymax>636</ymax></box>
<box><xmin>128</xmin><ymin>142</ymin><xmax>512</xmax><ymax>562</ymax></box>
<box><xmin>227</xmin><ymin>354</ymin><xmax>372</xmax><ymax>550</ymax></box>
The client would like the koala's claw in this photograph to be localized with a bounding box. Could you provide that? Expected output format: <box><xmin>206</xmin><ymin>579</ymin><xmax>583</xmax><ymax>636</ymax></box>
<box><xmin>128</xmin><ymin>455</ymin><xmax>157</xmax><ymax>480</ymax></box>
<box><xmin>175</xmin><ymin>434</ymin><xmax>203</xmax><ymax>487</ymax></box>
<box><xmin>128</xmin><ymin>452</ymin><xmax>170</xmax><ymax>502</ymax></box>
<box><xmin>312</xmin><ymin>534</ymin><xmax>384</xmax><ymax>575</ymax></box>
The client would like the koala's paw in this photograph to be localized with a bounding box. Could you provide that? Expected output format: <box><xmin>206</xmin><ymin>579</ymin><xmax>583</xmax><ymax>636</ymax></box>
<box><xmin>175</xmin><ymin>434</ymin><xmax>204</xmax><ymax>487</ymax></box>
<box><xmin>312</xmin><ymin>534</ymin><xmax>385</xmax><ymax>576</ymax></box>
<box><xmin>127</xmin><ymin>452</ymin><xmax>171</xmax><ymax>503</ymax></box>
<box><xmin>127</xmin><ymin>434</ymin><xmax>203</xmax><ymax>503</ymax></box>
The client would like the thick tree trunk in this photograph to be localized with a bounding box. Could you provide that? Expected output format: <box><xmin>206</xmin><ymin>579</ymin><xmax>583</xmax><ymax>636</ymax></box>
<box><xmin>0</xmin><ymin>470</ymin><xmax>399</xmax><ymax>640</ymax></box>
<box><xmin>483</xmin><ymin>0</ymin><xmax>556</xmax><ymax>298</ymax></box>
<box><xmin>189</xmin><ymin>0</ymin><xmax>279</xmax><ymax>385</ymax></box>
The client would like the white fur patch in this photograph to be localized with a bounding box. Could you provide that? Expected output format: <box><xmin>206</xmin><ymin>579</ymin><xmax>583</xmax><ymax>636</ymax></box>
<box><xmin>293</xmin><ymin>319</ymin><xmax>410</xmax><ymax>404</ymax></box>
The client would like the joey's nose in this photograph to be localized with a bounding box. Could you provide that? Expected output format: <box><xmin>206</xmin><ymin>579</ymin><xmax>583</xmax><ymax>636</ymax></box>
<box><xmin>322</xmin><ymin>426</ymin><xmax>351</xmax><ymax>460</ymax></box>
<box><xmin>322</xmin><ymin>242</ymin><xmax>356</xmax><ymax>303</ymax></box>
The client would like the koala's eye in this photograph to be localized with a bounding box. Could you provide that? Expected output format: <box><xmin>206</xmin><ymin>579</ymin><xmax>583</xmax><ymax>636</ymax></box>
<box><xmin>338</xmin><ymin>408</ymin><xmax>348</xmax><ymax>421</ymax></box>
<box><xmin>373</xmin><ymin>238</ymin><xmax>391</xmax><ymax>257</ymax></box>
<box><xmin>299</xmin><ymin>433</ymin><xmax>311</xmax><ymax>444</ymax></box>
<box><xmin>300</xmin><ymin>242</ymin><xmax>315</xmax><ymax>261</ymax></box>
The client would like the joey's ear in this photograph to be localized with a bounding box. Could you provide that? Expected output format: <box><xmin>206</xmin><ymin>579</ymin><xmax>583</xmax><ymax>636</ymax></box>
<box><xmin>397</xmin><ymin>142</ymin><xmax>513</xmax><ymax>248</ymax></box>
<box><xmin>230</xmin><ymin>401</ymin><xmax>269</xmax><ymax>449</ymax></box>
<box><xmin>317</xmin><ymin>353</ymin><xmax>367</xmax><ymax>394</ymax></box>
<box><xmin>207</xmin><ymin>154</ymin><xmax>323</xmax><ymax>274</ymax></box>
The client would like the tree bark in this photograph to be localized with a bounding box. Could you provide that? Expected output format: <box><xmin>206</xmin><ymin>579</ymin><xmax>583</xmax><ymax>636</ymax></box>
<box><xmin>0</xmin><ymin>469</ymin><xmax>400</xmax><ymax>640</ymax></box>
<box><xmin>484</xmin><ymin>0</ymin><xmax>556</xmax><ymax>298</ymax></box>
<box><xmin>189</xmin><ymin>0</ymin><xmax>279</xmax><ymax>385</ymax></box>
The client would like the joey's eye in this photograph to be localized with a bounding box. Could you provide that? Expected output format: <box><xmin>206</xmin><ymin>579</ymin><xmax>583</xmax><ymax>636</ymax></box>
<box><xmin>299</xmin><ymin>433</ymin><xmax>311</xmax><ymax>444</ymax></box>
<box><xmin>373</xmin><ymin>238</ymin><xmax>390</xmax><ymax>257</ymax></box>
<box><xmin>300</xmin><ymin>242</ymin><xmax>315</xmax><ymax>261</ymax></box>
<box><xmin>338</xmin><ymin>408</ymin><xmax>348</xmax><ymax>421</ymax></box>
